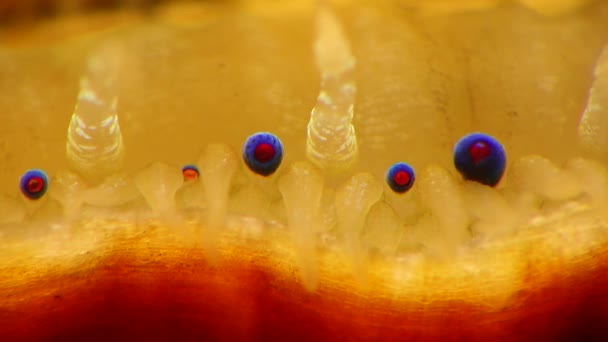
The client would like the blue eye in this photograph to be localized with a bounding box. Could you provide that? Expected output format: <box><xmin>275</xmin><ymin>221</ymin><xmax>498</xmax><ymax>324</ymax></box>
<box><xmin>20</xmin><ymin>169</ymin><xmax>49</xmax><ymax>200</ymax></box>
<box><xmin>243</xmin><ymin>132</ymin><xmax>284</xmax><ymax>176</ymax></box>
<box><xmin>182</xmin><ymin>164</ymin><xmax>200</xmax><ymax>181</ymax></box>
<box><xmin>386</xmin><ymin>162</ymin><xmax>415</xmax><ymax>193</ymax></box>
<box><xmin>453</xmin><ymin>133</ymin><xmax>506</xmax><ymax>187</ymax></box>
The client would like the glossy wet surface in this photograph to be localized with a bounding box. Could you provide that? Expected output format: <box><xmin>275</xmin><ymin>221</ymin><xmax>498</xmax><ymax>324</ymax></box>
<box><xmin>1</xmin><ymin>1</ymin><xmax>608</xmax><ymax>191</ymax></box>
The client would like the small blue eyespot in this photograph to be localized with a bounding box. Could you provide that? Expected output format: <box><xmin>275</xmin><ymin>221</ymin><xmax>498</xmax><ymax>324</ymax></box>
<box><xmin>20</xmin><ymin>169</ymin><xmax>49</xmax><ymax>200</ymax></box>
<box><xmin>182</xmin><ymin>164</ymin><xmax>200</xmax><ymax>181</ymax></box>
<box><xmin>453</xmin><ymin>132</ymin><xmax>506</xmax><ymax>187</ymax></box>
<box><xmin>386</xmin><ymin>162</ymin><xmax>415</xmax><ymax>194</ymax></box>
<box><xmin>243</xmin><ymin>132</ymin><xmax>284</xmax><ymax>176</ymax></box>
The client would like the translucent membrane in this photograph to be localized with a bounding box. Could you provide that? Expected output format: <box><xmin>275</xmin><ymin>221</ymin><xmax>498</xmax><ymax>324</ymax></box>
<box><xmin>198</xmin><ymin>144</ymin><xmax>239</xmax><ymax>262</ymax></box>
<box><xmin>278</xmin><ymin>161</ymin><xmax>324</xmax><ymax>290</ymax></box>
<box><xmin>579</xmin><ymin>46</ymin><xmax>608</xmax><ymax>162</ymax></box>
<box><xmin>134</xmin><ymin>162</ymin><xmax>183</xmax><ymax>216</ymax></box>
<box><xmin>66</xmin><ymin>44</ymin><xmax>126</xmax><ymax>183</ymax></box>
<box><xmin>306</xmin><ymin>8</ymin><xmax>358</xmax><ymax>173</ymax></box>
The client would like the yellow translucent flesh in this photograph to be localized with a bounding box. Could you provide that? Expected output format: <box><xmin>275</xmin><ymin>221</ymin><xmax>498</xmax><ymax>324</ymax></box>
<box><xmin>1</xmin><ymin>1</ymin><xmax>606</xmax><ymax>186</ymax></box>
<box><xmin>1</xmin><ymin>0</ymin><xmax>608</xmax><ymax>305</ymax></box>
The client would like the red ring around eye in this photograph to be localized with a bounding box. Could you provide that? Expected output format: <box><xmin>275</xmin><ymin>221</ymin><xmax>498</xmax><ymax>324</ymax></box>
<box><xmin>469</xmin><ymin>141</ymin><xmax>491</xmax><ymax>163</ymax></box>
<box><xmin>183</xmin><ymin>169</ymin><xmax>198</xmax><ymax>181</ymax></box>
<box><xmin>182</xmin><ymin>165</ymin><xmax>200</xmax><ymax>181</ymax></box>
<box><xmin>254</xmin><ymin>143</ymin><xmax>275</xmax><ymax>163</ymax></box>
<box><xmin>27</xmin><ymin>177</ymin><xmax>44</xmax><ymax>193</ymax></box>
<box><xmin>393</xmin><ymin>170</ymin><xmax>411</xmax><ymax>186</ymax></box>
